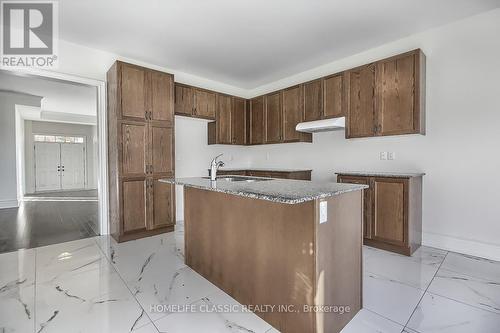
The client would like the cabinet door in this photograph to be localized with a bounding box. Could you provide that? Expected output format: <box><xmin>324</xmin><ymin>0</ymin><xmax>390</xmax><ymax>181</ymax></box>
<box><xmin>121</xmin><ymin>122</ymin><xmax>148</xmax><ymax>177</ymax></box>
<box><xmin>304</xmin><ymin>79</ymin><xmax>323</xmax><ymax>121</ymax></box>
<box><xmin>282</xmin><ymin>85</ymin><xmax>303</xmax><ymax>142</ymax></box>
<box><xmin>148</xmin><ymin>178</ymin><xmax>175</xmax><ymax>230</ymax></box>
<box><xmin>338</xmin><ymin>175</ymin><xmax>373</xmax><ymax>239</ymax></box>
<box><xmin>232</xmin><ymin>97</ymin><xmax>246</xmax><ymax>145</ymax></box>
<box><xmin>216</xmin><ymin>94</ymin><xmax>232</xmax><ymax>144</ymax></box>
<box><xmin>376</xmin><ymin>52</ymin><xmax>417</xmax><ymax>136</ymax></box>
<box><xmin>194</xmin><ymin>89</ymin><xmax>216</xmax><ymax>119</ymax></box>
<box><xmin>122</xmin><ymin>179</ymin><xmax>147</xmax><ymax>233</ymax></box>
<box><xmin>324</xmin><ymin>73</ymin><xmax>345</xmax><ymax>119</ymax></box>
<box><xmin>174</xmin><ymin>84</ymin><xmax>194</xmax><ymax>116</ymax></box>
<box><xmin>265</xmin><ymin>92</ymin><xmax>282</xmax><ymax>143</ymax></box>
<box><xmin>250</xmin><ymin>97</ymin><xmax>264</xmax><ymax>144</ymax></box>
<box><xmin>121</xmin><ymin>64</ymin><xmax>147</xmax><ymax>120</ymax></box>
<box><xmin>373</xmin><ymin>178</ymin><xmax>407</xmax><ymax>246</ymax></box>
<box><xmin>150</xmin><ymin>125</ymin><xmax>174</xmax><ymax>175</ymax></box>
<box><xmin>346</xmin><ymin>64</ymin><xmax>376</xmax><ymax>138</ymax></box>
<box><xmin>150</xmin><ymin>71</ymin><xmax>174</xmax><ymax>123</ymax></box>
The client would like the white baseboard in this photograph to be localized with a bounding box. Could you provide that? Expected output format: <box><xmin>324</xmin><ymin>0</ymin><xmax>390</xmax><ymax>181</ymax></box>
<box><xmin>0</xmin><ymin>199</ymin><xmax>19</xmax><ymax>209</ymax></box>
<box><xmin>423</xmin><ymin>232</ymin><xmax>500</xmax><ymax>262</ymax></box>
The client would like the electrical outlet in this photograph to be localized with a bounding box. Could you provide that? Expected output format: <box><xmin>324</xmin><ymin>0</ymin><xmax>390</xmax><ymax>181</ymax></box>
<box><xmin>380</xmin><ymin>152</ymin><xmax>388</xmax><ymax>160</ymax></box>
<box><xmin>388</xmin><ymin>152</ymin><xmax>396</xmax><ymax>160</ymax></box>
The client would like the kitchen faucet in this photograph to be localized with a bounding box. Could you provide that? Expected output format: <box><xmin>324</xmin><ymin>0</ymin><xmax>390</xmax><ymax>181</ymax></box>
<box><xmin>209</xmin><ymin>154</ymin><xmax>225</xmax><ymax>181</ymax></box>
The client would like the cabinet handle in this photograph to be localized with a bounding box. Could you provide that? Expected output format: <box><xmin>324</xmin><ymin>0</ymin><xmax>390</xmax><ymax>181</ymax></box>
<box><xmin>145</xmin><ymin>111</ymin><xmax>148</xmax><ymax>120</ymax></box>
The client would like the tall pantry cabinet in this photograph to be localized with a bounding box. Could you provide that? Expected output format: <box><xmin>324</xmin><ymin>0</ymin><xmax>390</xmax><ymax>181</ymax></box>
<box><xmin>107</xmin><ymin>61</ymin><xmax>176</xmax><ymax>242</ymax></box>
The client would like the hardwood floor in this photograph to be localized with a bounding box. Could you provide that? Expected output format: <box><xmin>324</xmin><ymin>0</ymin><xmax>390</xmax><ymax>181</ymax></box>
<box><xmin>0</xmin><ymin>200</ymin><xmax>98</xmax><ymax>254</ymax></box>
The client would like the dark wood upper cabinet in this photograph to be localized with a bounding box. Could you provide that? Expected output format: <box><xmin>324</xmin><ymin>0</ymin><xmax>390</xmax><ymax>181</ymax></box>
<box><xmin>186</xmin><ymin>49</ymin><xmax>425</xmax><ymax>145</ymax></box>
<box><xmin>346</xmin><ymin>63</ymin><xmax>376</xmax><ymax>138</ymax></box>
<box><xmin>304</xmin><ymin>79</ymin><xmax>323</xmax><ymax>121</ymax></box>
<box><xmin>324</xmin><ymin>73</ymin><xmax>345</xmax><ymax>119</ymax></box>
<box><xmin>346</xmin><ymin>49</ymin><xmax>425</xmax><ymax>138</ymax></box>
<box><xmin>216</xmin><ymin>94</ymin><xmax>232</xmax><ymax>144</ymax></box>
<box><xmin>282</xmin><ymin>85</ymin><xmax>303</xmax><ymax>142</ymax></box>
<box><xmin>376</xmin><ymin>50</ymin><xmax>425</xmax><ymax>136</ymax></box>
<box><xmin>194</xmin><ymin>88</ymin><xmax>216</xmax><ymax>119</ymax></box>
<box><xmin>150</xmin><ymin>71</ymin><xmax>174</xmax><ymax>123</ymax></box>
<box><xmin>232</xmin><ymin>97</ymin><xmax>246</xmax><ymax>145</ymax></box>
<box><xmin>120</xmin><ymin>63</ymin><xmax>147</xmax><ymax>120</ymax></box>
<box><xmin>250</xmin><ymin>96</ymin><xmax>265</xmax><ymax>145</ymax></box>
<box><xmin>175</xmin><ymin>83</ymin><xmax>216</xmax><ymax>120</ymax></box>
<box><xmin>174</xmin><ymin>84</ymin><xmax>194</xmax><ymax>116</ymax></box>
<box><xmin>265</xmin><ymin>92</ymin><xmax>282</xmax><ymax>143</ymax></box>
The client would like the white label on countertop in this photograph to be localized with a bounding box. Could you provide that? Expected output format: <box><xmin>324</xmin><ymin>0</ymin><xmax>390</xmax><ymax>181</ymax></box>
<box><xmin>320</xmin><ymin>201</ymin><xmax>328</xmax><ymax>224</ymax></box>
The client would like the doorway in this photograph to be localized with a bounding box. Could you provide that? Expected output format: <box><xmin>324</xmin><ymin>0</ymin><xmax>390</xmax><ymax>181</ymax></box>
<box><xmin>34</xmin><ymin>135</ymin><xmax>87</xmax><ymax>192</ymax></box>
<box><xmin>0</xmin><ymin>68</ymin><xmax>108</xmax><ymax>253</ymax></box>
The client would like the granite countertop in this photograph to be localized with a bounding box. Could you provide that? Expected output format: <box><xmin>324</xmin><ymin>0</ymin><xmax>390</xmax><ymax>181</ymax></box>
<box><xmin>211</xmin><ymin>167</ymin><xmax>313</xmax><ymax>172</ymax></box>
<box><xmin>161</xmin><ymin>176</ymin><xmax>367</xmax><ymax>204</ymax></box>
<box><xmin>335</xmin><ymin>171</ymin><xmax>425</xmax><ymax>178</ymax></box>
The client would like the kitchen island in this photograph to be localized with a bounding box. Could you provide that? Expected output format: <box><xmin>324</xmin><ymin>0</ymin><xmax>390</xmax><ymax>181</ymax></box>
<box><xmin>161</xmin><ymin>176</ymin><xmax>367</xmax><ymax>333</ymax></box>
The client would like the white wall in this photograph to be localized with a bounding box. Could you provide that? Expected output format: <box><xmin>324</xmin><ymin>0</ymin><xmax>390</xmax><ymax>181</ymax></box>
<box><xmin>245</xmin><ymin>9</ymin><xmax>500</xmax><ymax>260</ymax></box>
<box><xmin>0</xmin><ymin>91</ymin><xmax>42</xmax><ymax>208</ymax></box>
<box><xmin>24</xmin><ymin>121</ymin><xmax>98</xmax><ymax>193</ymax></box>
<box><xmin>174</xmin><ymin>116</ymin><xmax>251</xmax><ymax>219</ymax></box>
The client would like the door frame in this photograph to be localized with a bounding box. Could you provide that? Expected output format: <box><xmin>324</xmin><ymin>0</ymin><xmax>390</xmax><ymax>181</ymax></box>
<box><xmin>4</xmin><ymin>67</ymin><xmax>109</xmax><ymax>235</ymax></box>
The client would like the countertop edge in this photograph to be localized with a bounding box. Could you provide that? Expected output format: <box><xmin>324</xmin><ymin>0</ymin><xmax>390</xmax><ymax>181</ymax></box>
<box><xmin>161</xmin><ymin>178</ymin><xmax>367</xmax><ymax>204</ymax></box>
<box><xmin>335</xmin><ymin>171</ymin><xmax>425</xmax><ymax>178</ymax></box>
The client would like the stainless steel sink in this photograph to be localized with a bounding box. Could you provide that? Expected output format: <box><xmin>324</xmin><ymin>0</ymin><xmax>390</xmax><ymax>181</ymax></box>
<box><xmin>203</xmin><ymin>176</ymin><xmax>272</xmax><ymax>183</ymax></box>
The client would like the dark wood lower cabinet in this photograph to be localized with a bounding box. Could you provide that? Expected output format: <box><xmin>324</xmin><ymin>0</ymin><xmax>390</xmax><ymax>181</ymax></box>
<box><xmin>149</xmin><ymin>178</ymin><xmax>176</xmax><ymax>230</ymax></box>
<box><xmin>337</xmin><ymin>173</ymin><xmax>422</xmax><ymax>255</ymax></box>
<box><xmin>336</xmin><ymin>176</ymin><xmax>372</xmax><ymax>239</ymax></box>
<box><xmin>122</xmin><ymin>179</ymin><xmax>148</xmax><ymax>233</ymax></box>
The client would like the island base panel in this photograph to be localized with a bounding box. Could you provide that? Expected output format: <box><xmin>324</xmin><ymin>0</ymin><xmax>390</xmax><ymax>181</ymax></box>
<box><xmin>184</xmin><ymin>187</ymin><xmax>362</xmax><ymax>333</ymax></box>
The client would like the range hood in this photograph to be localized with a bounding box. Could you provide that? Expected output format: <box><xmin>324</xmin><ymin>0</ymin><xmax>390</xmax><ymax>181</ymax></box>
<box><xmin>295</xmin><ymin>117</ymin><xmax>345</xmax><ymax>133</ymax></box>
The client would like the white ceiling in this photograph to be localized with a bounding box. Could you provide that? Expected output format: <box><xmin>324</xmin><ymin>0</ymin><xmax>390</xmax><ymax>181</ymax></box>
<box><xmin>0</xmin><ymin>71</ymin><xmax>97</xmax><ymax>117</ymax></box>
<box><xmin>60</xmin><ymin>0</ymin><xmax>500</xmax><ymax>89</ymax></box>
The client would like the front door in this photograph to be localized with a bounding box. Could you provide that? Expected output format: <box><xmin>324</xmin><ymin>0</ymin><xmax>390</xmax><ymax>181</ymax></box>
<box><xmin>61</xmin><ymin>143</ymin><xmax>85</xmax><ymax>189</ymax></box>
<box><xmin>34</xmin><ymin>141</ymin><xmax>86</xmax><ymax>192</ymax></box>
<box><xmin>34</xmin><ymin>142</ymin><xmax>61</xmax><ymax>191</ymax></box>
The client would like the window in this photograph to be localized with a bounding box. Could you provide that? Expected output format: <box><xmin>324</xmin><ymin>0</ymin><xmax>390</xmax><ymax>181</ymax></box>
<box><xmin>34</xmin><ymin>135</ymin><xmax>85</xmax><ymax>144</ymax></box>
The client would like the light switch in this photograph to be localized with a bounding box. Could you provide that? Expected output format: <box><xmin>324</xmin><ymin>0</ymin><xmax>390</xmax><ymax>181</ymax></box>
<box><xmin>388</xmin><ymin>152</ymin><xmax>396</xmax><ymax>160</ymax></box>
<box><xmin>319</xmin><ymin>201</ymin><xmax>328</xmax><ymax>224</ymax></box>
<box><xmin>380</xmin><ymin>152</ymin><xmax>388</xmax><ymax>160</ymax></box>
